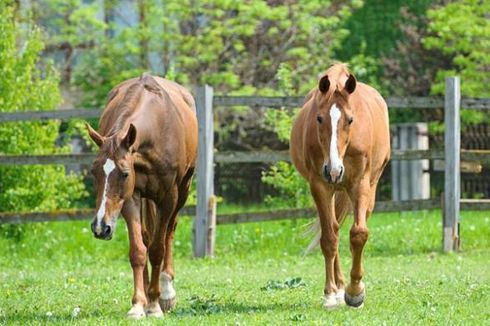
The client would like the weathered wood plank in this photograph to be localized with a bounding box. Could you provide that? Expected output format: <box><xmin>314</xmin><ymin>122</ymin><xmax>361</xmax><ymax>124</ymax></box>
<box><xmin>216</xmin><ymin>199</ymin><xmax>441</xmax><ymax>225</ymax></box>
<box><xmin>1</xmin><ymin>149</ymin><xmax>489</xmax><ymax>165</ymax></box>
<box><xmin>6</xmin><ymin>198</ymin><xmax>490</xmax><ymax>225</ymax></box>
<box><xmin>461</xmin><ymin>98</ymin><xmax>490</xmax><ymax>110</ymax></box>
<box><xmin>0</xmin><ymin>153</ymin><xmax>96</xmax><ymax>165</ymax></box>
<box><xmin>460</xmin><ymin>199</ymin><xmax>490</xmax><ymax>211</ymax></box>
<box><xmin>214</xmin><ymin>96</ymin><xmax>305</xmax><ymax>108</ymax></box>
<box><xmin>215</xmin><ymin>150</ymin><xmax>290</xmax><ymax>163</ymax></box>
<box><xmin>193</xmin><ymin>85</ymin><xmax>215</xmax><ymax>258</ymax></box>
<box><xmin>386</xmin><ymin>96</ymin><xmax>443</xmax><ymax>109</ymax></box>
<box><xmin>0</xmin><ymin>109</ymin><xmax>102</xmax><ymax>122</ymax></box>
<box><xmin>0</xmin><ymin>97</ymin><xmax>488</xmax><ymax>123</ymax></box>
<box><xmin>0</xmin><ymin>206</ymin><xmax>195</xmax><ymax>224</ymax></box>
<box><xmin>443</xmin><ymin>77</ymin><xmax>461</xmax><ymax>252</ymax></box>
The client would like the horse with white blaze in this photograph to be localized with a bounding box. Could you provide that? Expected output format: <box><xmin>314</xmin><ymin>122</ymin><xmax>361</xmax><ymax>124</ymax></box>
<box><xmin>86</xmin><ymin>74</ymin><xmax>197</xmax><ymax>318</ymax></box>
<box><xmin>290</xmin><ymin>63</ymin><xmax>390</xmax><ymax>309</ymax></box>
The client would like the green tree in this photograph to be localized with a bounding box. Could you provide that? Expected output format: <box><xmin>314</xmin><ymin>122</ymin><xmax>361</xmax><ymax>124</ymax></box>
<box><xmin>423</xmin><ymin>0</ymin><xmax>490</xmax><ymax>124</ymax></box>
<box><xmin>0</xmin><ymin>2</ymin><xmax>87</xmax><ymax>213</ymax></box>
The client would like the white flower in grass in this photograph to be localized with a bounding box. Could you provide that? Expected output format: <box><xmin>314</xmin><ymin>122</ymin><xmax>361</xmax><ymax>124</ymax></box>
<box><xmin>46</xmin><ymin>311</ymin><xmax>53</xmax><ymax>317</ymax></box>
<box><xmin>72</xmin><ymin>307</ymin><xmax>80</xmax><ymax>317</ymax></box>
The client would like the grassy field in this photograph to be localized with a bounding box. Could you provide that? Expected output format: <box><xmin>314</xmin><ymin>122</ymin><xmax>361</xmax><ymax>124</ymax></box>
<box><xmin>0</xmin><ymin>208</ymin><xmax>489</xmax><ymax>325</ymax></box>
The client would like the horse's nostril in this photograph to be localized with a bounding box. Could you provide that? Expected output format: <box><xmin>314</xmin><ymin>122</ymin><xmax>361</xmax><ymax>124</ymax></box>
<box><xmin>103</xmin><ymin>225</ymin><xmax>112</xmax><ymax>237</ymax></box>
<box><xmin>91</xmin><ymin>220</ymin><xmax>97</xmax><ymax>234</ymax></box>
<box><xmin>323</xmin><ymin>165</ymin><xmax>330</xmax><ymax>179</ymax></box>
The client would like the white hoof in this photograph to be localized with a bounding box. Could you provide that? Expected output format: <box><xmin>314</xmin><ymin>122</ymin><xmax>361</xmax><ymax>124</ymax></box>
<box><xmin>145</xmin><ymin>302</ymin><xmax>164</xmax><ymax>318</ymax></box>
<box><xmin>336</xmin><ymin>288</ymin><xmax>346</xmax><ymax>306</ymax></box>
<box><xmin>159</xmin><ymin>272</ymin><xmax>176</xmax><ymax>312</ymax></box>
<box><xmin>159</xmin><ymin>296</ymin><xmax>176</xmax><ymax>312</ymax></box>
<box><xmin>323</xmin><ymin>293</ymin><xmax>340</xmax><ymax>310</ymax></box>
<box><xmin>127</xmin><ymin>304</ymin><xmax>145</xmax><ymax>319</ymax></box>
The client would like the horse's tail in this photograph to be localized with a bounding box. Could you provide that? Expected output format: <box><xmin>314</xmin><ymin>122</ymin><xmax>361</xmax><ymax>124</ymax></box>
<box><xmin>141</xmin><ymin>198</ymin><xmax>158</xmax><ymax>244</ymax></box>
<box><xmin>304</xmin><ymin>191</ymin><xmax>351</xmax><ymax>256</ymax></box>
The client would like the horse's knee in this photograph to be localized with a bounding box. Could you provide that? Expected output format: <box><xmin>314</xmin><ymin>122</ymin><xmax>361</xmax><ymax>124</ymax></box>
<box><xmin>320</xmin><ymin>234</ymin><xmax>339</xmax><ymax>258</ymax></box>
<box><xmin>350</xmin><ymin>226</ymin><xmax>368</xmax><ymax>248</ymax></box>
<box><xmin>129</xmin><ymin>246</ymin><xmax>147</xmax><ymax>268</ymax></box>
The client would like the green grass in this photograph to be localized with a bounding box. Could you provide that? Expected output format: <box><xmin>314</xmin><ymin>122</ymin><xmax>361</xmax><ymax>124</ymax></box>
<box><xmin>0</xmin><ymin>209</ymin><xmax>489</xmax><ymax>325</ymax></box>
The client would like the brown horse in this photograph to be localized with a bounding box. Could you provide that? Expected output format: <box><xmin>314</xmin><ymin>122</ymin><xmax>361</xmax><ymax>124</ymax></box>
<box><xmin>86</xmin><ymin>74</ymin><xmax>197</xmax><ymax>318</ymax></box>
<box><xmin>290</xmin><ymin>64</ymin><xmax>390</xmax><ymax>309</ymax></box>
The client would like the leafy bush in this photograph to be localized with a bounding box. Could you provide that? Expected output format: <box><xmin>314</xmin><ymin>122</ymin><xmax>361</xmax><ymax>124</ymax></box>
<box><xmin>0</xmin><ymin>2</ymin><xmax>87</xmax><ymax>215</ymax></box>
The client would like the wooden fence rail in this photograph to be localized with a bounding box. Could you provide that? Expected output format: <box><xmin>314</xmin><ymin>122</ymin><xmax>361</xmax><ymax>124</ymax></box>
<box><xmin>1</xmin><ymin>96</ymin><xmax>489</xmax><ymax>123</ymax></box>
<box><xmin>1</xmin><ymin>78</ymin><xmax>489</xmax><ymax>255</ymax></box>
<box><xmin>2</xmin><ymin>149</ymin><xmax>490</xmax><ymax>166</ymax></box>
<box><xmin>2</xmin><ymin>198</ymin><xmax>489</xmax><ymax>225</ymax></box>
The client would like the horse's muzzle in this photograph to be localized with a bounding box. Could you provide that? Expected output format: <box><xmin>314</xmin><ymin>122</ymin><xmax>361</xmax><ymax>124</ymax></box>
<box><xmin>323</xmin><ymin>164</ymin><xmax>344</xmax><ymax>184</ymax></box>
<box><xmin>91</xmin><ymin>219</ymin><xmax>113</xmax><ymax>240</ymax></box>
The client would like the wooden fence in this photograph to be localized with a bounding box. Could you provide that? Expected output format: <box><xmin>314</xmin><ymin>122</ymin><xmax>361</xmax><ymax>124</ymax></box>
<box><xmin>1</xmin><ymin>77</ymin><xmax>489</xmax><ymax>255</ymax></box>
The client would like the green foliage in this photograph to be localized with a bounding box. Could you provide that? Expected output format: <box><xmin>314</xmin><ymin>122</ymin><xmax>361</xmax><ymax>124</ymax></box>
<box><xmin>262</xmin><ymin>161</ymin><xmax>311</xmax><ymax>209</ymax></box>
<box><xmin>65</xmin><ymin>0</ymin><xmax>363</xmax><ymax>107</ymax></box>
<box><xmin>0</xmin><ymin>2</ymin><xmax>87</xmax><ymax>214</ymax></box>
<box><xmin>423</xmin><ymin>0</ymin><xmax>490</xmax><ymax>125</ymax></box>
<box><xmin>337</xmin><ymin>0</ymin><xmax>434</xmax><ymax>60</ymax></box>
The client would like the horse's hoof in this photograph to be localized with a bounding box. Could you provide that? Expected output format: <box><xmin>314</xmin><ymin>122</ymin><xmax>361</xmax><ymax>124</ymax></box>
<box><xmin>145</xmin><ymin>302</ymin><xmax>164</xmax><ymax>318</ymax></box>
<box><xmin>159</xmin><ymin>272</ymin><xmax>176</xmax><ymax>312</ymax></box>
<box><xmin>127</xmin><ymin>304</ymin><xmax>146</xmax><ymax>319</ymax></box>
<box><xmin>345</xmin><ymin>285</ymin><xmax>365</xmax><ymax>308</ymax></box>
<box><xmin>323</xmin><ymin>293</ymin><xmax>340</xmax><ymax>310</ymax></box>
<box><xmin>159</xmin><ymin>296</ymin><xmax>176</xmax><ymax>312</ymax></box>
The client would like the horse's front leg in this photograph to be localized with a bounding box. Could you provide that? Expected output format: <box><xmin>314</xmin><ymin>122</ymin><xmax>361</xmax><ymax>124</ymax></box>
<box><xmin>145</xmin><ymin>186</ymin><xmax>178</xmax><ymax>318</ymax></box>
<box><xmin>345</xmin><ymin>177</ymin><xmax>371</xmax><ymax>308</ymax></box>
<box><xmin>310</xmin><ymin>180</ymin><xmax>342</xmax><ymax>309</ymax></box>
<box><xmin>121</xmin><ymin>198</ymin><xmax>148</xmax><ymax>319</ymax></box>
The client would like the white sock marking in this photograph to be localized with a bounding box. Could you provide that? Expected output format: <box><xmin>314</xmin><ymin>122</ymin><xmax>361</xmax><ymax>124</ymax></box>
<box><xmin>329</xmin><ymin>104</ymin><xmax>343</xmax><ymax>179</ymax></box>
<box><xmin>160</xmin><ymin>272</ymin><xmax>176</xmax><ymax>300</ymax></box>
<box><xmin>96</xmin><ymin>158</ymin><xmax>115</xmax><ymax>228</ymax></box>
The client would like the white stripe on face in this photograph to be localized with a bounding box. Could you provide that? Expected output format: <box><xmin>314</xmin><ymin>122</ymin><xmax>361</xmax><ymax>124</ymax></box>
<box><xmin>96</xmin><ymin>158</ymin><xmax>116</xmax><ymax>228</ymax></box>
<box><xmin>329</xmin><ymin>104</ymin><xmax>343</xmax><ymax>179</ymax></box>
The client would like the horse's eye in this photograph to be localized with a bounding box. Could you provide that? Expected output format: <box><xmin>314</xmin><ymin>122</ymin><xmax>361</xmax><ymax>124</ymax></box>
<box><xmin>317</xmin><ymin>116</ymin><xmax>323</xmax><ymax>124</ymax></box>
<box><xmin>348</xmin><ymin>117</ymin><xmax>354</xmax><ymax>125</ymax></box>
<box><xmin>122</xmin><ymin>171</ymin><xmax>129</xmax><ymax>179</ymax></box>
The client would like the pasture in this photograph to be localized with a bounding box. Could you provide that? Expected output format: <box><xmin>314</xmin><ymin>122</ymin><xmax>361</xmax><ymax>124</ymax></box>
<box><xmin>1</xmin><ymin>208</ymin><xmax>489</xmax><ymax>325</ymax></box>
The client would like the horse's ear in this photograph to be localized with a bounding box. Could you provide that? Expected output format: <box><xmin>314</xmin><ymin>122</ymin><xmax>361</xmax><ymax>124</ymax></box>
<box><xmin>318</xmin><ymin>75</ymin><xmax>330</xmax><ymax>93</ymax></box>
<box><xmin>344</xmin><ymin>74</ymin><xmax>357</xmax><ymax>94</ymax></box>
<box><xmin>85</xmin><ymin>123</ymin><xmax>104</xmax><ymax>147</ymax></box>
<box><xmin>122</xmin><ymin>123</ymin><xmax>137</xmax><ymax>149</ymax></box>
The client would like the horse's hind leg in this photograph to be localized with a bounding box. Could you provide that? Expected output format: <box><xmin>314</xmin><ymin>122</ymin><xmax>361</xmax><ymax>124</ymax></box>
<box><xmin>310</xmin><ymin>180</ymin><xmax>342</xmax><ymax>309</ymax></box>
<box><xmin>145</xmin><ymin>189</ymin><xmax>178</xmax><ymax>318</ymax></box>
<box><xmin>160</xmin><ymin>170</ymin><xmax>194</xmax><ymax>312</ymax></box>
<box><xmin>345</xmin><ymin>177</ymin><xmax>371</xmax><ymax>308</ymax></box>
<box><xmin>159</xmin><ymin>212</ymin><xmax>177</xmax><ymax>312</ymax></box>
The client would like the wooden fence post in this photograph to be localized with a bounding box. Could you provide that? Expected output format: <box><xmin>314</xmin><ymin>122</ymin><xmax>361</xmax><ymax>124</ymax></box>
<box><xmin>443</xmin><ymin>76</ymin><xmax>461</xmax><ymax>252</ymax></box>
<box><xmin>193</xmin><ymin>85</ymin><xmax>216</xmax><ymax>258</ymax></box>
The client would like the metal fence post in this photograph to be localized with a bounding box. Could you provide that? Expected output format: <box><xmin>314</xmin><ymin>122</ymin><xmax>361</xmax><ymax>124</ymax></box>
<box><xmin>193</xmin><ymin>85</ymin><xmax>216</xmax><ymax>258</ymax></box>
<box><xmin>443</xmin><ymin>76</ymin><xmax>461</xmax><ymax>252</ymax></box>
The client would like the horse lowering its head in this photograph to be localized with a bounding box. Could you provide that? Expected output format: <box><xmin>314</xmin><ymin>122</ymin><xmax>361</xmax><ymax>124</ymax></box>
<box><xmin>87</xmin><ymin>123</ymin><xmax>137</xmax><ymax>240</ymax></box>
<box><xmin>85</xmin><ymin>75</ymin><xmax>197</xmax><ymax>319</ymax></box>
<box><xmin>290</xmin><ymin>63</ymin><xmax>390</xmax><ymax>310</ymax></box>
<box><xmin>314</xmin><ymin>70</ymin><xmax>357</xmax><ymax>184</ymax></box>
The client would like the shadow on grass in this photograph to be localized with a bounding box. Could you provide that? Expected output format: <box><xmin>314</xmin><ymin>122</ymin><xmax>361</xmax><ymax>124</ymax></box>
<box><xmin>171</xmin><ymin>300</ymin><xmax>306</xmax><ymax>317</ymax></box>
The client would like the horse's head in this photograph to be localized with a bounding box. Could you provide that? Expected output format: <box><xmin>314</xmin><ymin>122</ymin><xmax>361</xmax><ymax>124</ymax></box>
<box><xmin>86</xmin><ymin>123</ymin><xmax>137</xmax><ymax>240</ymax></box>
<box><xmin>315</xmin><ymin>72</ymin><xmax>356</xmax><ymax>184</ymax></box>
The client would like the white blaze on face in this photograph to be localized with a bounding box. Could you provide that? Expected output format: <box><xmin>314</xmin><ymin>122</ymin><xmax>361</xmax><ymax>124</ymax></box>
<box><xmin>96</xmin><ymin>158</ymin><xmax>116</xmax><ymax>229</ymax></box>
<box><xmin>329</xmin><ymin>104</ymin><xmax>343</xmax><ymax>179</ymax></box>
